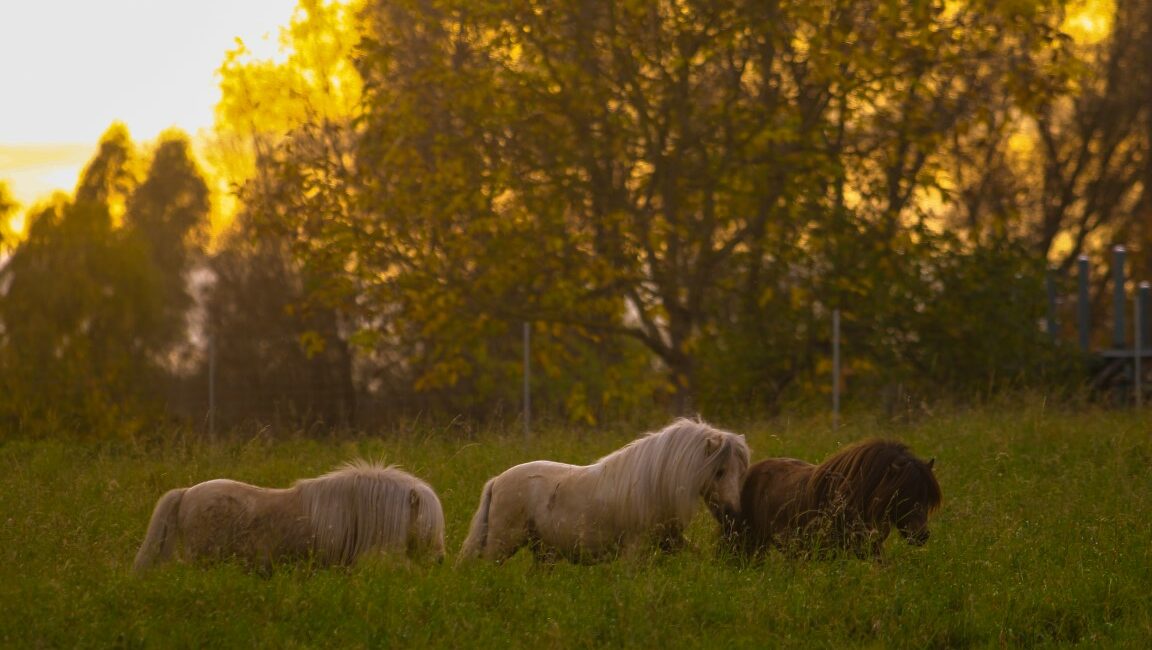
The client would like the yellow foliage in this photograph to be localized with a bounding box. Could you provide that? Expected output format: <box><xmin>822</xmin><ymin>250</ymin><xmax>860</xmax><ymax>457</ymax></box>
<box><xmin>299</xmin><ymin>330</ymin><xmax>327</xmax><ymax>357</ymax></box>
<box><xmin>207</xmin><ymin>0</ymin><xmax>365</xmax><ymax>232</ymax></box>
<box><xmin>1064</xmin><ymin>0</ymin><xmax>1114</xmax><ymax>45</ymax></box>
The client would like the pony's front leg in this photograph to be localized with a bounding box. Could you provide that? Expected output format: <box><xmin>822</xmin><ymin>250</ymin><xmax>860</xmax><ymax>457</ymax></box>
<box><xmin>867</xmin><ymin>538</ymin><xmax>886</xmax><ymax>561</ymax></box>
<box><xmin>528</xmin><ymin>537</ymin><xmax>561</xmax><ymax>565</ymax></box>
<box><xmin>846</xmin><ymin>533</ymin><xmax>885</xmax><ymax>561</ymax></box>
<box><xmin>657</xmin><ymin>532</ymin><xmax>689</xmax><ymax>554</ymax></box>
<box><xmin>848</xmin><ymin>526</ymin><xmax>887</xmax><ymax>561</ymax></box>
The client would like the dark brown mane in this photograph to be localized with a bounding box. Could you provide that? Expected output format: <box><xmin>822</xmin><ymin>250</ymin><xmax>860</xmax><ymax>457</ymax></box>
<box><xmin>809</xmin><ymin>439</ymin><xmax>942</xmax><ymax>520</ymax></box>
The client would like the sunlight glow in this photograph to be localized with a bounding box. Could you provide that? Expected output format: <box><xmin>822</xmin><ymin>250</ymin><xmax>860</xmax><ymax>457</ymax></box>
<box><xmin>7</xmin><ymin>213</ymin><xmax>25</xmax><ymax>237</ymax></box>
<box><xmin>0</xmin><ymin>0</ymin><xmax>299</xmax><ymax>214</ymax></box>
<box><xmin>1063</xmin><ymin>0</ymin><xmax>1114</xmax><ymax>45</ymax></box>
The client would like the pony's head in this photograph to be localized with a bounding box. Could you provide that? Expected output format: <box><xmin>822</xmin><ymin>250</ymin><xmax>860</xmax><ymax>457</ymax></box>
<box><xmin>594</xmin><ymin>418</ymin><xmax>751</xmax><ymax>532</ymax></box>
<box><xmin>302</xmin><ymin>460</ymin><xmax>446</xmax><ymax>564</ymax></box>
<box><xmin>811</xmin><ymin>439</ymin><xmax>942</xmax><ymax>547</ymax></box>
<box><xmin>407</xmin><ymin>482</ymin><xmax>447</xmax><ymax>562</ymax></box>
<box><xmin>699</xmin><ymin>427</ymin><xmax>751</xmax><ymax>528</ymax></box>
<box><xmin>889</xmin><ymin>456</ymin><xmax>940</xmax><ymax>546</ymax></box>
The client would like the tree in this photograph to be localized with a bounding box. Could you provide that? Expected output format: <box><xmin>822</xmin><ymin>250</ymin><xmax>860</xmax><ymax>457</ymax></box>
<box><xmin>206</xmin><ymin>0</ymin><xmax>365</xmax><ymax>426</ymax></box>
<box><xmin>0</xmin><ymin>129</ymin><xmax>212</xmax><ymax>437</ymax></box>
<box><xmin>209</xmin><ymin>0</ymin><xmax>364</xmax><ymax>205</ymax></box>
<box><xmin>74</xmin><ymin>123</ymin><xmax>141</xmax><ymax>220</ymax></box>
<box><xmin>0</xmin><ymin>197</ymin><xmax>165</xmax><ymax>436</ymax></box>
<box><xmin>942</xmin><ymin>0</ymin><xmax>1149</xmax><ymax>270</ymax></box>
<box><xmin>217</xmin><ymin>0</ymin><xmax>1098</xmax><ymax>420</ymax></box>
<box><xmin>204</xmin><ymin>216</ymin><xmax>357</xmax><ymax>427</ymax></box>
<box><xmin>341</xmin><ymin>0</ymin><xmax>1081</xmax><ymax>410</ymax></box>
<box><xmin>123</xmin><ymin>130</ymin><xmax>211</xmax><ymax>367</ymax></box>
<box><xmin>0</xmin><ymin>181</ymin><xmax>17</xmax><ymax>248</ymax></box>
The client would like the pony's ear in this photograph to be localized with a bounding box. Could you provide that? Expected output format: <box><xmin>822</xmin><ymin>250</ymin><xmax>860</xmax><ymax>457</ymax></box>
<box><xmin>927</xmin><ymin>458</ymin><xmax>935</xmax><ymax>470</ymax></box>
<box><xmin>409</xmin><ymin>488</ymin><xmax>420</xmax><ymax>508</ymax></box>
<box><xmin>705</xmin><ymin>432</ymin><xmax>724</xmax><ymax>456</ymax></box>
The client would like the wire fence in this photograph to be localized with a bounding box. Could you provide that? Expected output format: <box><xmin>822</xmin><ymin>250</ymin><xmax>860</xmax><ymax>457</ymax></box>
<box><xmin>162</xmin><ymin>314</ymin><xmax>856</xmax><ymax>438</ymax></box>
<box><xmin>165</xmin><ymin>326</ymin><xmax>655</xmax><ymax>436</ymax></box>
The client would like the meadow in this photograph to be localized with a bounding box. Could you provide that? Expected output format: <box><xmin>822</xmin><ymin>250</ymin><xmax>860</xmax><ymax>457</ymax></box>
<box><xmin>1</xmin><ymin>404</ymin><xmax>1150</xmax><ymax>648</ymax></box>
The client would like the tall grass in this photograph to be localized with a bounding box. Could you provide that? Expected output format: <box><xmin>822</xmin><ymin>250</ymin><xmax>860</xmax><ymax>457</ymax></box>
<box><xmin>1</xmin><ymin>405</ymin><xmax>1149</xmax><ymax>647</ymax></box>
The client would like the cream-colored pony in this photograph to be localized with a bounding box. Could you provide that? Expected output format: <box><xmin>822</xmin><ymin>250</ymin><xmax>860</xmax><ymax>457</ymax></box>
<box><xmin>133</xmin><ymin>460</ymin><xmax>445</xmax><ymax>572</ymax></box>
<box><xmin>458</xmin><ymin>418</ymin><xmax>750</xmax><ymax>563</ymax></box>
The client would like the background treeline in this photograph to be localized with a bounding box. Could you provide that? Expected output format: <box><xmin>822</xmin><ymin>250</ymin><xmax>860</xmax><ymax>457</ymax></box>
<box><xmin>1</xmin><ymin>0</ymin><xmax>1150</xmax><ymax>438</ymax></box>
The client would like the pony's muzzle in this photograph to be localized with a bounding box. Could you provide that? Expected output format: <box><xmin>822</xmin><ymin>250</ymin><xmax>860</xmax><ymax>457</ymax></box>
<box><xmin>904</xmin><ymin>529</ymin><xmax>930</xmax><ymax>546</ymax></box>
<box><xmin>721</xmin><ymin>504</ymin><xmax>740</xmax><ymax>523</ymax></box>
<box><xmin>709</xmin><ymin>502</ymin><xmax>741</xmax><ymax>530</ymax></box>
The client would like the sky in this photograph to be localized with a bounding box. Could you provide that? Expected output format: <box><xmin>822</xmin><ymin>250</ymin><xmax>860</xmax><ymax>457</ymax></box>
<box><xmin>0</xmin><ymin>0</ymin><xmax>298</xmax><ymax>207</ymax></box>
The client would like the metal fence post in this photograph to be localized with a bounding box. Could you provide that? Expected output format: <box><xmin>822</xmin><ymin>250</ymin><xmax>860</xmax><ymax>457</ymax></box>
<box><xmin>1136</xmin><ymin>293</ymin><xmax>1143</xmax><ymax>409</ymax></box>
<box><xmin>208</xmin><ymin>331</ymin><xmax>216</xmax><ymax>440</ymax></box>
<box><xmin>1113</xmin><ymin>245</ymin><xmax>1127</xmax><ymax>350</ymax></box>
<box><xmin>1077</xmin><ymin>255</ymin><xmax>1091</xmax><ymax>353</ymax></box>
<box><xmin>832</xmin><ymin>309</ymin><xmax>841</xmax><ymax>430</ymax></box>
<box><xmin>523</xmin><ymin>321</ymin><xmax>531</xmax><ymax>441</ymax></box>
<box><xmin>1140</xmin><ymin>282</ymin><xmax>1151</xmax><ymax>350</ymax></box>
<box><xmin>1138</xmin><ymin>283</ymin><xmax>1150</xmax><ymax>409</ymax></box>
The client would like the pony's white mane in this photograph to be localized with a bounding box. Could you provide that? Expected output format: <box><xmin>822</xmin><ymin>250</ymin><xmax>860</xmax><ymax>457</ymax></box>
<box><xmin>295</xmin><ymin>460</ymin><xmax>444</xmax><ymax>564</ymax></box>
<box><xmin>592</xmin><ymin>418</ymin><xmax>750</xmax><ymax>531</ymax></box>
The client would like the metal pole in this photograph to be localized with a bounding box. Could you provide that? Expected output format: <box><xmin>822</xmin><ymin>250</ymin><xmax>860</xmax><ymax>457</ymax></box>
<box><xmin>1077</xmin><ymin>255</ymin><xmax>1091</xmax><ymax>353</ymax></box>
<box><xmin>208</xmin><ymin>331</ymin><xmax>216</xmax><ymax>439</ymax></box>
<box><xmin>1140</xmin><ymin>282</ymin><xmax>1151</xmax><ymax>349</ymax></box>
<box><xmin>832</xmin><ymin>309</ymin><xmax>841</xmax><ymax>430</ymax></box>
<box><xmin>1113</xmin><ymin>245</ymin><xmax>1127</xmax><ymax>350</ymax></box>
<box><xmin>1136</xmin><ymin>292</ymin><xmax>1143</xmax><ymax>409</ymax></box>
<box><xmin>523</xmin><ymin>321</ymin><xmax>531</xmax><ymax>440</ymax></box>
<box><xmin>1137</xmin><ymin>283</ymin><xmax>1150</xmax><ymax>409</ymax></box>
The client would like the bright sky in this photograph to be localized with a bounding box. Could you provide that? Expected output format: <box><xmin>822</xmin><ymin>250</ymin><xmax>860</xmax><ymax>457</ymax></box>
<box><xmin>0</xmin><ymin>0</ymin><xmax>298</xmax><ymax>207</ymax></box>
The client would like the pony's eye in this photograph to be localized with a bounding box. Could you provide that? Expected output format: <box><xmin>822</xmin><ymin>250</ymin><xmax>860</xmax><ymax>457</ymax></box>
<box><xmin>716</xmin><ymin>468</ymin><xmax>725</xmax><ymax>479</ymax></box>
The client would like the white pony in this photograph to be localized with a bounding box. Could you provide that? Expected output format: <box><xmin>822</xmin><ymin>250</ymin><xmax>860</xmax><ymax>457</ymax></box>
<box><xmin>458</xmin><ymin>418</ymin><xmax>750</xmax><ymax>563</ymax></box>
<box><xmin>133</xmin><ymin>460</ymin><xmax>445</xmax><ymax>572</ymax></box>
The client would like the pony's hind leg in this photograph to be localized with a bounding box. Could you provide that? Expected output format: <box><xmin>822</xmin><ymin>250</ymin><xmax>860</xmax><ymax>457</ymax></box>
<box><xmin>528</xmin><ymin>532</ymin><xmax>559</xmax><ymax>565</ymax></box>
<box><xmin>480</xmin><ymin>525</ymin><xmax>530</xmax><ymax>563</ymax></box>
<box><xmin>479</xmin><ymin>509</ymin><xmax>532</xmax><ymax>563</ymax></box>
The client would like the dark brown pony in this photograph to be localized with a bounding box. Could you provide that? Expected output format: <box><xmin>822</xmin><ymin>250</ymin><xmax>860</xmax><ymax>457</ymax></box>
<box><xmin>728</xmin><ymin>439</ymin><xmax>941</xmax><ymax>559</ymax></box>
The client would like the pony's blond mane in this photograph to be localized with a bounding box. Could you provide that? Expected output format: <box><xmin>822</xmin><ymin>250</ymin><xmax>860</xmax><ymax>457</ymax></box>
<box><xmin>296</xmin><ymin>460</ymin><xmax>445</xmax><ymax>564</ymax></box>
<box><xmin>592</xmin><ymin>418</ymin><xmax>750</xmax><ymax>530</ymax></box>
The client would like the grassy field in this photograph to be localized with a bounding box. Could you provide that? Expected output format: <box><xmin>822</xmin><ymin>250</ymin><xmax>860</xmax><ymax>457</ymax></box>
<box><xmin>2</xmin><ymin>404</ymin><xmax>1150</xmax><ymax>648</ymax></box>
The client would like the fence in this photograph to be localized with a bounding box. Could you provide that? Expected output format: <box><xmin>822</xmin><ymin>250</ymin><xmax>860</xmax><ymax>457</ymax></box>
<box><xmin>1052</xmin><ymin>245</ymin><xmax>1151</xmax><ymax>403</ymax></box>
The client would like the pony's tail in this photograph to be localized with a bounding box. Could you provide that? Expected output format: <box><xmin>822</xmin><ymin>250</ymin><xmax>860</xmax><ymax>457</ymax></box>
<box><xmin>132</xmin><ymin>488</ymin><xmax>186</xmax><ymax>573</ymax></box>
<box><xmin>457</xmin><ymin>478</ymin><xmax>495</xmax><ymax>564</ymax></box>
